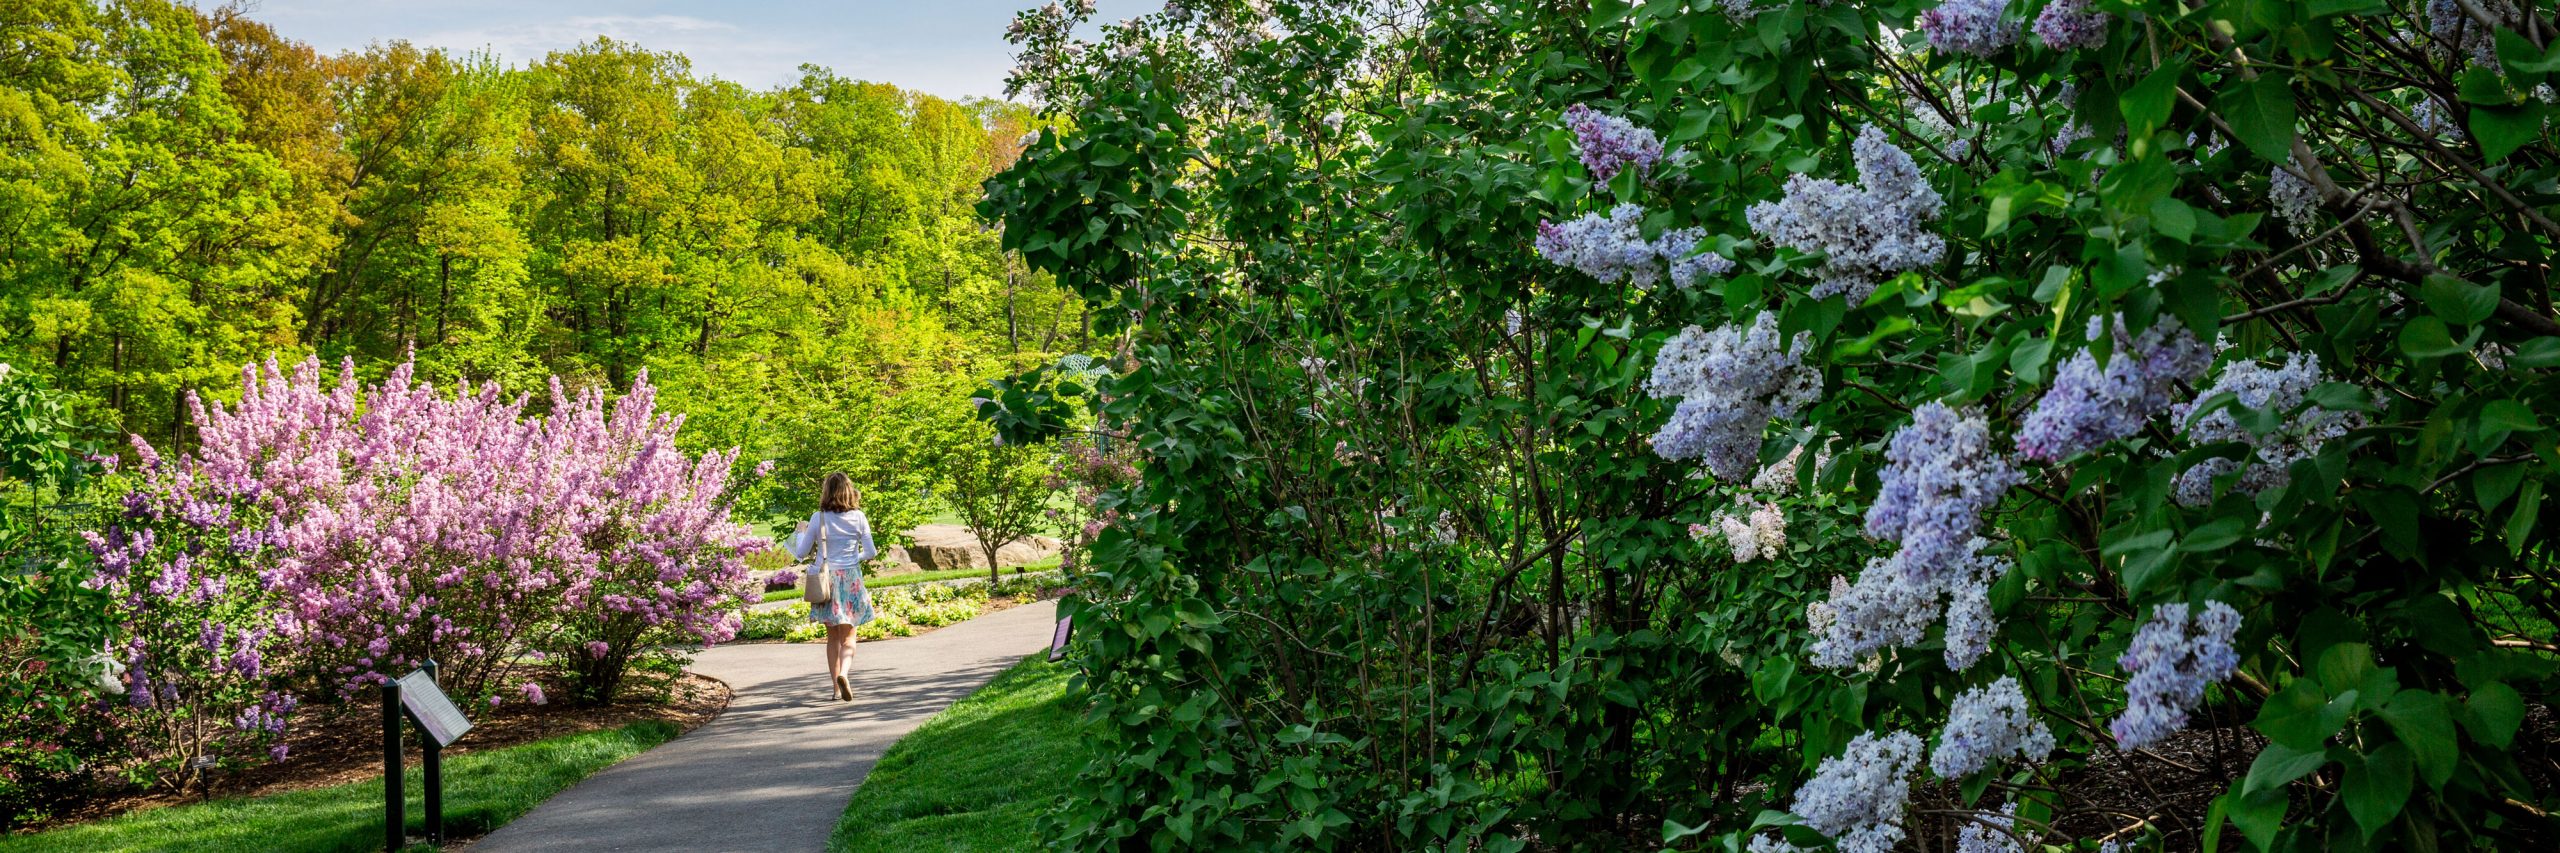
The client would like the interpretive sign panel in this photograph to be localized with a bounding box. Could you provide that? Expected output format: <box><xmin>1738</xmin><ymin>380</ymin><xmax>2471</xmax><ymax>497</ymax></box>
<box><xmin>1048</xmin><ymin>615</ymin><xmax>1073</xmax><ymax>662</ymax></box>
<box><xmin>396</xmin><ymin>670</ymin><xmax>472</xmax><ymax>747</ymax></box>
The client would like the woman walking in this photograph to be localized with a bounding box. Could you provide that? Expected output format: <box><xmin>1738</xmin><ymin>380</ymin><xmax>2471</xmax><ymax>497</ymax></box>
<box><xmin>789</xmin><ymin>473</ymin><xmax>878</xmax><ymax>701</ymax></box>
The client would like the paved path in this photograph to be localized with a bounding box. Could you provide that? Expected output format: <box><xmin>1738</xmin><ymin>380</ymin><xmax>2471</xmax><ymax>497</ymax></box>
<box><xmin>470</xmin><ymin>600</ymin><xmax>1060</xmax><ymax>852</ymax></box>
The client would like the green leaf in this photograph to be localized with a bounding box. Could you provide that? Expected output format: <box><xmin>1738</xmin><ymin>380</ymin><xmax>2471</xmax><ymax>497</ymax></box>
<box><xmin>2378</xmin><ymin>691</ymin><xmax>2458</xmax><ymax>789</ymax></box>
<box><xmin>2397</xmin><ymin>316</ymin><xmax>2465</xmax><ymax>360</ymax></box>
<box><xmin>2308</xmin><ymin>0</ymin><xmax>2388</xmax><ymax>15</ymax></box>
<box><xmin>2315</xmin><ymin>643</ymin><xmax>2377</xmax><ymax>695</ymax></box>
<box><xmin>2179</xmin><ymin>515</ymin><xmax>2251</xmax><ymax>553</ymax></box>
<box><xmin>2152</xmin><ymin>196</ymin><xmax>2199</xmax><ymax>243</ymax></box>
<box><xmin>2256</xmin><ymin>678</ymin><xmax>2356</xmax><ymax>749</ymax></box>
<box><xmin>2420</xmin><ymin>275</ymin><xmax>2500</xmax><ymax>326</ymax></box>
<box><xmin>2220</xmin><ymin>74</ymin><xmax>2299</xmax><ymax>163</ymax></box>
<box><xmin>2476</xmin><ymin>461</ymin><xmax>2528</xmax><ymax>513</ymax></box>
<box><xmin>2508</xmin><ymin>481</ymin><xmax>2543</xmax><ymax>555</ymax></box>
<box><xmin>2342</xmin><ymin>744</ymin><xmax>2414</xmax><ymax>840</ymax></box>
<box><xmin>2509</xmin><ymin>337</ymin><xmax>2560</xmax><ymax>368</ymax></box>
<box><xmin>2228</xmin><ymin>785</ymin><xmax>2289</xmax><ymax>851</ymax></box>
<box><xmin>2121</xmin><ymin>63</ymin><xmax>2187</xmax><ymax>139</ymax></box>
<box><xmin>2465</xmin><ymin>682</ymin><xmax>2526</xmax><ymax>748</ymax></box>
<box><xmin>2244</xmin><ymin>741</ymin><xmax>2330</xmax><ymax>797</ymax></box>
<box><xmin>2471</xmin><ymin>106</ymin><xmax>2545</xmax><ymax>164</ymax></box>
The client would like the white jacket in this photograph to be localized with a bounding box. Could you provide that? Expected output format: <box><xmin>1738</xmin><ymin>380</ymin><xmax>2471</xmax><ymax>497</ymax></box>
<box><xmin>787</xmin><ymin>510</ymin><xmax>878</xmax><ymax>572</ymax></box>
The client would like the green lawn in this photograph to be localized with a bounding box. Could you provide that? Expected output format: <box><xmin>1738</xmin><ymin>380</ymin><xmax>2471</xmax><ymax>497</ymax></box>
<box><xmin>829</xmin><ymin>655</ymin><xmax>1087</xmax><ymax>852</ymax></box>
<box><xmin>2</xmin><ymin>720</ymin><xmax>682</xmax><ymax>853</ymax></box>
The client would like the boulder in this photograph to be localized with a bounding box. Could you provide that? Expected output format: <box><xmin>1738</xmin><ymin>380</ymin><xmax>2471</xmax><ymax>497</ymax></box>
<box><xmin>910</xmin><ymin>544</ymin><xmax>977</xmax><ymax>572</ymax></box>
<box><xmin>868</xmin><ymin>545</ymin><xmax>920</xmax><ymax>576</ymax></box>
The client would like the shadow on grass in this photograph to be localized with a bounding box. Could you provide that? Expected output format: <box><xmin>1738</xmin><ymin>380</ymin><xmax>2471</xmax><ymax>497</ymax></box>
<box><xmin>829</xmin><ymin>655</ymin><xmax>1088</xmax><ymax>852</ymax></box>
<box><xmin>0</xmin><ymin>721</ymin><xmax>680</xmax><ymax>853</ymax></box>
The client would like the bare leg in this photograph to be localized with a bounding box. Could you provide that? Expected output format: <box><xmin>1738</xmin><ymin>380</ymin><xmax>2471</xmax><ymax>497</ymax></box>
<box><xmin>823</xmin><ymin>626</ymin><xmax>841</xmax><ymax>684</ymax></box>
<box><xmin>827</xmin><ymin>625</ymin><xmax>856</xmax><ymax>678</ymax></box>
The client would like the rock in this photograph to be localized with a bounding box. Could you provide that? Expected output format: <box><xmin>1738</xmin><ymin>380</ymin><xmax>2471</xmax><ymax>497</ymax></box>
<box><xmin>868</xmin><ymin>545</ymin><xmax>920</xmax><ymax>576</ymax></box>
<box><xmin>911</xmin><ymin>544</ymin><xmax>977</xmax><ymax>572</ymax></box>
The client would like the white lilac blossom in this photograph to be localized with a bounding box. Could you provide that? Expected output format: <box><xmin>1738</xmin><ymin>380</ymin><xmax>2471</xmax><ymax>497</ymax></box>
<box><xmin>1751</xmin><ymin>444</ymin><xmax>1814</xmax><ymax>494</ymax></box>
<box><xmin>1643</xmin><ymin>314</ymin><xmax>1823</xmax><ymax>481</ymax></box>
<box><xmin>1919</xmin><ymin>0</ymin><xmax>2019</xmax><ymax>57</ymax></box>
<box><xmin>1718</xmin><ymin>499</ymin><xmax>1789</xmax><ymax>562</ymax></box>
<box><xmin>1791</xmin><ymin>730</ymin><xmax>1925</xmax><ymax>853</ymax></box>
<box><xmin>2170</xmin><ymin>351</ymin><xmax>2366</xmax><ymax>506</ymax></box>
<box><xmin>1745</xmin><ymin>126</ymin><xmax>1946</xmax><ymax>302</ymax></box>
<box><xmin>1866</xmin><ymin>402</ymin><xmax>2023</xmax><ymax>585</ymax></box>
<box><xmin>1931</xmin><ymin>677</ymin><xmax>2056</xmax><ymax>778</ymax></box>
<box><xmin>2477</xmin><ymin>343</ymin><xmax>2514</xmax><ymax>371</ymax></box>
<box><xmin>2270</xmin><ymin>158</ymin><xmax>2322</xmax><ymax>237</ymax></box>
<box><xmin>2015</xmin><ymin>314</ymin><xmax>2212</xmax><ymax>462</ymax></box>
<box><xmin>1563</xmin><ymin>105</ymin><xmax>1664</xmax><ymax>183</ymax></box>
<box><xmin>2032</xmin><ymin>0</ymin><xmax>2109</xmax><ymax>50</ymax></box>
<box><xmin>1955</xmin><ymin>801</ymin><xmax>2028</xmax><ymax>853</ymax></box>
<box><xmin>1503</xmin><ymin>309</ymin><xmax>1524</xmax><ymax>336</ymax></box>
<box><xmin>2112</xmin><ymin>601</ymin><xmax>2243</xmax><ymax>749</ymax></box>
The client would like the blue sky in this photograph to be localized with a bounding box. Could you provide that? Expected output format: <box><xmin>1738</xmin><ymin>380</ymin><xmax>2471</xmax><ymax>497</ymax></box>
<box><xmin>220</xmin><ymin>1</ymin><xmax>1162</xmax><ymax>100</ymax></box>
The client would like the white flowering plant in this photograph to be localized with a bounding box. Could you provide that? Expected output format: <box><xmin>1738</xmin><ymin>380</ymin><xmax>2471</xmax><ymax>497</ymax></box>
<box><xmin>986</xmin><ymin>0</ymin><xmax>2560</xmax><ymax>850</ymax></box>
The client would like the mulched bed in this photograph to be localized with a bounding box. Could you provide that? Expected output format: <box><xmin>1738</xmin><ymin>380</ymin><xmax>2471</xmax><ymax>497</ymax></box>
<box><xmin>24</xmin><ymin>671</ymin><xmax>729</xmax><ymax>833</ymax></box>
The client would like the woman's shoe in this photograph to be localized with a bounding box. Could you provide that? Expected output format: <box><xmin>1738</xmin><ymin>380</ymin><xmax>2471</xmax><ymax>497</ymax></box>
<box><xmin>834</xmin><ymin>675</ymin><xmax>853</xmax><ymax>701</ymax></box>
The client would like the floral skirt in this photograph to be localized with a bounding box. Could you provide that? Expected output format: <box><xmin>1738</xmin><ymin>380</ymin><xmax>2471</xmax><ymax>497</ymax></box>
<box><xmin>808</xmin><ymin>565</ymin><xmax>875</xmax><ymax>626</ymax></box>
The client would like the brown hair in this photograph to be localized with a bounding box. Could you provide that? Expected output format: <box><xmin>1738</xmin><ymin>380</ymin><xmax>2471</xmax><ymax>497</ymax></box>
<box><xmin>819</xmin><ymin>473</ymin><xmax>862</xmax><ymax>513</ymax></box>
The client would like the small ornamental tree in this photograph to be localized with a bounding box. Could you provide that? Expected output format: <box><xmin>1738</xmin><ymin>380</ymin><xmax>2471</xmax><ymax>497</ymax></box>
<box><xmin>938</xmin><ymin>414</ymin><xmax>1062</xmax><ymax>584</ymax></box>
<box><xmin>990</xmin><ymin>0</ymin><xmax>2560</xmax><ymax>850</ymax></box>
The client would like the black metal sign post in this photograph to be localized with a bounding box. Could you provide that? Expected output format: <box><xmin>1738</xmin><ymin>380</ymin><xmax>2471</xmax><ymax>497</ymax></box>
<box><xmin>383</xmin><ymin>660</ymin><xmax>472</xmax><ymax>851</ymax></box>
<box><xmin>382</xmin><ymin>676</ymin><xmax>402</xmax><ymax>852</ymax></box>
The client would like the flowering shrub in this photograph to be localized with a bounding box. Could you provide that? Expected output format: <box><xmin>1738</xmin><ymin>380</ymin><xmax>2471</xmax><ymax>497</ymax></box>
<box><xmin>83</xmin><ymin>357</ymin><xmax>759</xmax><ymax>776</ymax></box>
<box><xmin>991</xmin><ymin>0</ymin><xmax>2560</xmax><ymax>849</ymax></box>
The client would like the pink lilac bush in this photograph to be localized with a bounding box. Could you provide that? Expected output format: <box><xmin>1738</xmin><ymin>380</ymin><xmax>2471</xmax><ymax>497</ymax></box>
<box><xmin>94</xmin><ymin>357</ymin><xmax>761</xmax><ymax>762</ymax></box>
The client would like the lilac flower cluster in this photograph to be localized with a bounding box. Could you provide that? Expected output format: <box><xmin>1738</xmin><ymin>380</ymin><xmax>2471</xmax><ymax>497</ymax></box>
<box><xmin>1534</xmin><ymin>206</ymin><xmax>1730</xmax><ymax>289</ymax></box>
<box><xmin>1790</xmin><ymin>729</ymin><xmax>1923</xmax><ymax>853</ymax></box>
<box><xmin>2033</xmin><ymin>0</ymin><xmax>2109</xmax><ymax>50</ymax></box>
<box><xmin>1920</xmin><ymin>0</ymin><xmax>2019</xmax><ymax>57</ymax></box>
<box><xmin>1642</xmin><ymin>313</ymin><xmax>1823</xmax><ymax>481</ymax></box>
<box><xmin>1563</xmin><ymin>104</ymin><xmax>1663</xmax><ymax>183</ymax></box>
<box><xmin>1750</xmin><ymin>444</ymin><xmax>1816</xmax><ymax>494</ymax></box>
<box><xmin>1867</xmin><ymin>403</ymin><xmax>2023</xmax><ymax>585</ymax></box>
<box><xmin>1955</xmin><ymin>801</ymin><xmax>2027</xmax><ymax>853</ymax></box>
<box><xmin>1745</xmin><ymin>126</ymin><xmax>1946</xmax><ymax>302</ymax></box>
<box><xmin>2016</xmin><ymin>314</ymin><xmax>2211</xmax><ymax>462</ymax></box>
<box><xmin>2270</xmin><ymin>158</ymin><xmax>2321</xmax><ymax>236</ymax></box>
<box><xmin>2426</xmin><ymin>0</ymin><xmax>2512</xmax><ymax>65</ymax></box>
<box><xmin>2412</xmin><ymin>96</ymin><xmax>2464</xmax><ymax>141</ymax></box>
<box><xmin>1811</xmin><ymin>538</ymin><xmax>2015</xmax><ymax>670</ymax></box>
<box><xmin>2170</xmin><ymin>351</ymin><xmax>2365</xmax><ymax>506</ymax></box>
<box><xmin>1931</xmin><ymin>677</ymin><xmax>2056</xmax><ymax>778</ymax></box>
<box><xmin>1717</xmin><ymin>499</ymin><xmax>1789</xmax><ymax>563</ymax></box>
<box><xmin>2112</xmin><ymin>601</ymin><xmax>2243</xmax><ymax>749</ymax></box>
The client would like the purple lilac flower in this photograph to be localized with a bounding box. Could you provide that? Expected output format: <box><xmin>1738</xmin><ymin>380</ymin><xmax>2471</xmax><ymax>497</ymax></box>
<box><xmin>1920</xmin><ymin>0</ymin><xmax>2019</xmax><ymax>57</ymax></box>
<box><xmin>2112</xmin><ymin>601</ymin><xmax>2243</xmax><ymax>748</ymax></box>
<box><xmin>1931</xmin><ymin>677</ymin><xmax>2055</xmax><ymax>778</ymax></box>
<box><xmin>2427</xmin><ymin>0</ymin><xmax>2513</xmax><ymax>65</ymax></box>
<box><xmin>1643</xmin><ymin>313</ymin><xmax>1823</xmax><ymax>481</ymax></box>
<box><xmin>2033</xmin><ymin>0</ymin><xmax>2109</xmax><ymax>50</ymax></box>
<box><xmin>2170</xmin><ymin>351</ymin><xmax>2365</xmax><ymax>506</ymax></box>
<box><xmin>1534</xmin><ymin>206</ymin><xmax>1722</xmax><ymax>289</ymax></box>
<box><xmin>2270</xmin><ymin>157</ymin><xmax>2321</xmax><ymax>236</ymax></box>
<box><xmin>1563</xmin><ymin>104</ymin><xmax>1663</xmax><ymax>183</ymax></box>
<box><xmin>1790</xmin><ymin>729</ymin><xmax>1923</xmax><ymax>853</ymax></box>
<box><xmin>2412</xmin><ymin>96</ymin><xmax>2464</xmax><ymax>141</ymax></box>
<box><xmin>1745</xmin><ymin>126</ymin><xmax>1946</xmax><ymax>302</ymax></box>
<box><xmin>2016</xmin><ymin>314</ymin><xmax>2211</xmax><ymax>462</ymax></box>
<box><xmin>1811</xmin><ymin>538</ymin><xmax>2014</xmax><ymax>671</ymax></box>
<box><xmin>520</xmin><ymin>682</ymin><xmax>548</xmax><ymax>705</ymax></box>
<box><xmin>586</xmin><ymin>640</ymin><xmax>612</xmax><ymax>659</ymax></box>
<box><xmin>1866</xmin><ymin>403</ymin><xmax>2022</xmax><ymax>585</ymax></box>
<box><xmin>1955</xmin><ymin>801</ymin><xmax>2027</xmax><ymax>853</ymax></box>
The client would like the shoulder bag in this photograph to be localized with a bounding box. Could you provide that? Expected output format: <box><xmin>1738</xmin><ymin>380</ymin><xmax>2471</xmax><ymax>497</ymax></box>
<box><xmin>802</xmin><ymin>523</ymin><xmax>836</xmax><ymax>605</ymax></box>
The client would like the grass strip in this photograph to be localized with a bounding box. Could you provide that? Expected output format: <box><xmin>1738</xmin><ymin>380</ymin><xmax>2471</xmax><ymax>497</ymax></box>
<box><xmin>829</xmin><ymin>655</ymin><xmax>1086</xmax><ymax>852</ymax></box>
<box><xmin>2</xmin><ymin>720</ymin><xmax>682</xmax><ymax>853</ymax></box>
